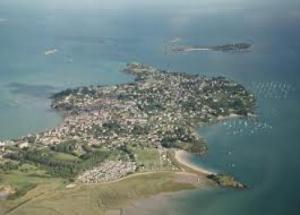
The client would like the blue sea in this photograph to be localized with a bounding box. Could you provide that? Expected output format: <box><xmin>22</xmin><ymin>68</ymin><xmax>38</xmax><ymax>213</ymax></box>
<box><xmin>0</xmin><ymin>0</ymin><xmax>300</xmax><ymax>214</ymax></box>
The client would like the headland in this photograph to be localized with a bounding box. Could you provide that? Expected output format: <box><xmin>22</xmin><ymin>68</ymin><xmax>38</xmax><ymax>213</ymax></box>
<box><xmin>0</xmin><ymin>63</ymin><xmax>255</xmax><ymax>214</ymax></box>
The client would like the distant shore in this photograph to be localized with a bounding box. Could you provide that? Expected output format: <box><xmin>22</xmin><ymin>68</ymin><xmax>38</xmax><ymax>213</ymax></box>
<box><xmin>174</xmin><ymin>150</ymin><xmax>216</xmax><ymax>176</ymax></box>
<box><xmin>171</xmin><ymin>42</ymin><xmax>252</xmax><ymax>53</ymax></box>
<box><xmin>173</xmin><ymin>47</ymin><xmax>212</xmax><ymax>53</ymax></box>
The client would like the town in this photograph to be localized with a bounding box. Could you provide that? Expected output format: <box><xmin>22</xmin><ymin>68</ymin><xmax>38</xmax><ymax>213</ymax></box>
<box><xmin>0</xmin><ymin>63</ymin><xmax>256</xmax><ymax>189</ymax></box>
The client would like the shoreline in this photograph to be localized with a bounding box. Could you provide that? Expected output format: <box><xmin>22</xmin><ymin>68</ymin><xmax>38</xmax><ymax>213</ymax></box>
<box><xmin>174</xmin><ymin>150</ymin><xmax>216</xmax><ymax>176</ymax></box>
<box><xmin>111</xmin><ymin>151</ymin><xmax>217</xmax><ymax>215</ymax></box>
<box><xmin>171</xmin><ymin>47</ymin><xmax>212</xmax><ymax>53</ymax></box>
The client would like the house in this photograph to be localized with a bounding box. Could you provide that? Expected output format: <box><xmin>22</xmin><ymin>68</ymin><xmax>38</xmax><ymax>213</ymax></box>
<box><xmin>18</xmin><ymin>142</ymin><xmax>29</xmax><ymax>149</ymax></box>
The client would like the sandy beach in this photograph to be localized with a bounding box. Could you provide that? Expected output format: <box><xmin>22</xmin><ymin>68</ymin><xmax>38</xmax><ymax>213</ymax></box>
<box><xmin>172</xmin><ymin>47</ymin><xmax>212</xmax><ymax>53</ymax></box>
<box><xmin>174</xmin><ymin>150</ymin><xmax>216</xmax><ymax>176</ymax></box>
<box><xmin>183</xmin><ymin>47</ymin><xmax>212</xmax><ymax>52</ymax></box>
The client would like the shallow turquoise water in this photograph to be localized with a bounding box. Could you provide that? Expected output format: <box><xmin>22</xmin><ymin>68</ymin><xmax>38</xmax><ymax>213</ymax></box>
<box><xmin>0</xmin><ymin>0</ymin><xmax>300</xmax><ymax>214</ymax></box>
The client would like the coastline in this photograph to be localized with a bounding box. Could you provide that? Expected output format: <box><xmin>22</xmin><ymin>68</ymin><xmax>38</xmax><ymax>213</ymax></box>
<box><xmin>174</xmin><ymin>47</ymin><xmax>212</xmax><ymax>53</ymax></box>
<box><xmin>0</xmin><ymin>63</ymin><xmax>253</xmax><ymax>214</ymax></box>
<box><xmin>113</xmin><ymin>151</ymin><xmax>216</xmax><ymax>215</ymax></box>
<box><xmin>174</xmin><ymin>150</ymin><xmax>216</xmax><ymax>176</ymax></box>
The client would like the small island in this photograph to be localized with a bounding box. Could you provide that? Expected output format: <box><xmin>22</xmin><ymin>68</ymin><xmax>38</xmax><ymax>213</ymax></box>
<box><xmin>171</xmin><ymin>42</ymin><xmax>252</xmax><ymax>53</ymax></box>
<box><xmin>0</xmin><ymin>63</ymin><xmax>255</xmax><ymax>214</ymax></box>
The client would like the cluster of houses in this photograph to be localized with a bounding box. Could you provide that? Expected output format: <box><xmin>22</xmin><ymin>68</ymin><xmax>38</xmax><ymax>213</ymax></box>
<box><xmin>78</xmin><ymin>160</ymin><xmax>137</xmax><ymax>183</ymax></box>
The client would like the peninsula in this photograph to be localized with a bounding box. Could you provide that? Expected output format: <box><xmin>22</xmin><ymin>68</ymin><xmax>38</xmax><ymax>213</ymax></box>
<box><xmin>0</xmin><ymin>63</ymin><xmax>255</xmax><ymax>214</ymax></box>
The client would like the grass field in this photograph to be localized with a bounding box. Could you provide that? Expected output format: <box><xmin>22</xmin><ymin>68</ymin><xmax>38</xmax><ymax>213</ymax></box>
<box><xmin>133</xmin><ymin>147</ymin><xmax>160</xmax><ymax>169</ymax></box>
<box><xmin>0</xmin><ymin>148</ymin><xmax>214</xmax><ymax>215</ymax></box>
<box><xmin>0</xmin><ymin>164</ymin><xmax>64</xmax><ymax>201</ymax></box>
<box><xmin>51</xmin><ymin>152</ymin><xmax>81</xmax><ymax>162</ymax></box>
<box><xmin>0</xmin><ymin>172</ymin><xmax>196</xmax><ymax>215</ymax></box>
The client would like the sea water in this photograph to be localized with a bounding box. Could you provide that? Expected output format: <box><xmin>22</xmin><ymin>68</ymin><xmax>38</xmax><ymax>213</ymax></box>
<box><xmin>0</xmin><ymin>0</ymin><xmax>299</xmax><ymax>214</ymax></box>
